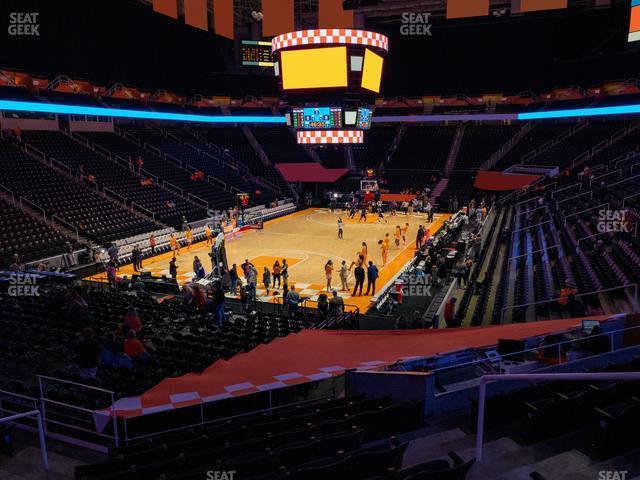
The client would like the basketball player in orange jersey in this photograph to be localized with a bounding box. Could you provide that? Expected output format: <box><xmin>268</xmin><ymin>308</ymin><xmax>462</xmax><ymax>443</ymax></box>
<box><xmin>394</xmin><ymin>225</ymin><xmax>402</xmax><ymax>248</ymax></box>
<box><xmin>380</xmin><ymin>233</ymin><xmax>390</xmax><ymax>266</ymax></box>
<box><xmin>324</xmin><ymin>260</ymin><xmax>334</xmax><ymax>292</ymax></box>
<box><xmin>204</xmin><ymin>224</ymin><xmax>213</xmax><ymax>246</ymax></box>
<box><xmin>348</xmin><ymin>251</ymin><xmax>364</xmax><ymax>270</ymax></box>
<box><xmin>185</xmin><ymin>226</ymin><xmax>194</xmax><ymax>250</ymax></box>
<box><xmin>169</xmin><ymin>233</ymin><xmax>180</xmax><ymax>256</ymax></box>
<box><xmin>360</xmin><ymin>242</ymin><xmax>368</xmax><ymax>263</ymax></box>
<box><xmin>401</xmin><ymin>222</ymin><xmax>409</xmax><ymax>245</ymax></box>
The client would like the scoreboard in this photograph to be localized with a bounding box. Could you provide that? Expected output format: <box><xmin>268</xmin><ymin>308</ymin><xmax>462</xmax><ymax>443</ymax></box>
<box><xmin>241</xmin><ymin>40</ymin><xmax>274</xmax><ymax>67</ymax></box>
<box><xmin>291</xmin><ymin>107</ymin><xmax>342</xmax><ymax>129</ymax></box>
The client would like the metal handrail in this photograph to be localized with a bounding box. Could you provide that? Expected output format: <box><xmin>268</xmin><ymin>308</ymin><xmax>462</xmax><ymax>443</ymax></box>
<box><xmin>511</xmin><ymin>219</ymin><xmax>551</xmax><ymax>236</ymax></box>
<box><xmin>131</xmin><ymin>202</ymin><xmax>156</xmax><ymax>220</ymax></box>
<box><xmin>563</xmin><ymin>203</ymin><xmax>608</xmax><ymax>226</ymax></box>
<box><xmin>476</xmin><ymin>372</ymin><xmax>640</xmax><ymax>461</ymax></box>
<box><xmin>25</xmin><ymin>143</ymin><xmax>46</xmax><ymax>160</ymax></box>
<box><xmin>187</xmin><ymin>193</ymin><xmax>209</xmax><ymax>209</ymax></box>
<box><xmin>50</xmin><ymin>157</ymin><xmax>72</xmax><ymax>176</ymax></box>
<box><xmin>122</xmin><ymin>393</ymin><xmax>335</xmax><ymax>443</ymax></box>
<box><xmin>113</xmin><ymin>154</ymin><xmax>131</xmax><ymax>169</ymax></box>
<box><xmin>551</xmin><ymin>182</ymin><xmax>581</xmax><ymax>198</ymax></box>
<box><xmin>508</xmin><ymin>243</ymin><xmax>560</xmax><ymax>265</ymax></box>
<box><xmin>500</xmin><ymin>283</ymin><xmax>639</xmax><ymax>323</ymax></box>
<box><xmin>162</xmin><ymin>180</ymin><xmax>184</xmax><ymax>196</ymax></box>
<box><xmin>164</xmin><ymin>152</ymin><xmax>183</xmax><ymax>168</ymax></box>
<box><xmin>19</xmin><ymin>196</ymin><xmax>46</xmax><ymax>219</ymax></box>
<box><xmin>93</xmin><ymin>143</ymin><xmax>112</xmax><ymax>159</ymax></box>
<box><xmin>104</xmin><ymin>187</ymin><xmax>127</xmax><ymax>205</ymax></box>
<box><xmin>0</xmin><ymin>182</ymin><xmax>15</xmax><ymax>203</ymax></box>
<box><xmin>433</xmin><ymin>323</ymin><xmax>640</xmax><ymax>375</ymax></box>
<box><xmin>0</xmin><ymin>410</ymin><xmax>48</xmax><ymax>470</ymax></box>
<box><xmin>143</xmin><ymin>143</ymin><xmax>161</xmax><ymax>156</ymax></box>
<box><xmin>556</xmin><ymin>190</ymin><xmax>591</xmax><ymax>206</ymax></box>
<box><xmin>38</xmin><ymin>375</ymin><xmax>118</xmax><ymax>448</ymax></box>
<box><xmin>514</xmin><ymin>204</ymin><xmax>547</xmax><ymax>217</ymax></box>
<box><xmin>52</xmin><ymin>215</ymin><xmax>79</xmax><ymax>239</ymax></box>
<box><xmin>590</xmin><ymin>169</ymin><xmax>622</xmax><ymax>187</ymax></box>
<box><xmin>607</xmin><ymin>173</ymin><xmax>640</xmax><ymax>189</ymax></box>
<box><xmin>623</xmin><ymin>191</ymin><xmax>640</xmax><ymax>209</ymax></box>
<box><xmin>122</xmin><ymin>130</ymin><xmax>141</xmax><ymax>146</ymax></box>
<box><xmin>207</xmin><ymin>175</ymin><xmax>226</xmax><ymax>190</ymax></box>
<box><xmin>140</xmin><ymin>168</ymin><xmax>158</xmax><ymax>184</ymax></box>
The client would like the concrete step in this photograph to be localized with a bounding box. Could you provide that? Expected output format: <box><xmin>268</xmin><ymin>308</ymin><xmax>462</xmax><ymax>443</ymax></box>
<box><xmin>0</xmin><ymin>446</ymin><xmax>81</xmax><ymax>480</ymax></box>
<box><xmin>402</xmin><ymin>428</ymin><xmax>468</xmax><ymax>468</ymax></box>
<box><xmin>0</xmin><ymin>468</ymin><xmax>24</xmax><ymax>480</ymax></box>
<box><xmin>496</xmin><ymin>449</ymin><xmax>593</xmax><ymax>480</ymax></box>
<box><xmin>457</xmin><ymin>437</ymin><xmax>521</xmax><ymax>464</ymax></box>
<box><xmin>562</xmin><ymin>454</ymin><xmax>640</xmax><ymax>480</ymax></box>
<box><xmin>466</xmin><ymin>441</ymin><xmax>557</xmax><ymax>479</ymax></box>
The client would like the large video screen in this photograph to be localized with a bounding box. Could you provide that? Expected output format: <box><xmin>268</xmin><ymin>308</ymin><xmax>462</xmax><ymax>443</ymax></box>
<box><xmin>292</xmin><ymin>107</ymin><xmax>342</xmax><ymax>129</ymax></box>
<box><xmin>280</xmin><ymin>47</ymin><xmax>348</xmax><ymax>90</ymax></box>
<box><xmin>356</xmin><ymin>107</ymin><xmax>373</xmax><ymax>129</ymax></box>
<box><xmin>361</xmin><ymin>48</ymin><xmax>383</xmax><ymax>93</ymax></box>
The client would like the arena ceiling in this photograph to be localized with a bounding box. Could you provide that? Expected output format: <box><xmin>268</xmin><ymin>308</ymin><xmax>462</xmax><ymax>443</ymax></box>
<box><xmin>137</xmin><ymin>0</ymin><xmax>615</xmax><ymax>28</ymax></box>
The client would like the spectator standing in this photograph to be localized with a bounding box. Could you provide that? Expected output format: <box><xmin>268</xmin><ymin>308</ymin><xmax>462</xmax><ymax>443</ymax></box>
<box><xmin>454</xmin><ymin>259</ymin><xmax>466</xmax><ymax>287</ymax></box>
<box><xmin>131</xmin><ymin>245</ymin><xmax>142</xmax><ymax>272</ymax></box>
<box><xmin>281</xmin><ymin>259</ymin><xmax>289</xmax><ymax>283</ymax></box>
<box><xmin>246</xmin><ymin>264</ymin><xmax>257</xmax><ymax>300</ymax></box>
<box><xmin>169</xmin><ymin>257</ymin><xmax>178</xmax><ymax>280</ymax></box>
<box><xmin>416</xmin><ymin>226</ymin><xmax>425</xmax><ymax>249</ymax></box>
<box><xmin>353</xmin><ymin>263</ymin><xmax>365</xmax><ymax>296</ymax></box>
<box><xmin>286</xmin><ymin>285</ymin><xmax>301</xmax><ymax>316</ymax></box>
<box><xmin>339</xmin><ymin>260</ymin><xmax>349</xmax><ymax>291</ymax></box>
<box><xmin>272</xmin><ymin>260</ymin><xmax>281</xmax><ymax>289</ymax></box>
<box><xmin>211</xmin><ymin>281</ymin><xmax>226</xmax><ymax>325</ymax></box>
<box><xmin>106</xmin><ymin>261</ymin><xmax>117</xmax><ymax>288</ymax></box>
<box><xmin>365</xmin><ymin>261</ymin><xmax>379</xmax><ymax>296</ymax></box>
<box><xmin>107</xmin><ymin>243</ymin><xmax>119</xmax><ymax>265</ymax></box>
<box><xmin>262</xmin><ymin>266</ymin><xmax>271</xmax><ymax>295</ymax></box>
<box><xmin>229</xmin><ymin>264</ymin><xmax>239</xmax><ymax>294</ymax></box>
<box><xmin>444</xmin><ymin>298</ymin><xmax>459</xmax><ymax>328</ymax></box>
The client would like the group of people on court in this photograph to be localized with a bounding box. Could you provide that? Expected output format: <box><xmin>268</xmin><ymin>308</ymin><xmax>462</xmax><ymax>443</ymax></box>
<box><xmin>320</xmin><ymin>241</ymin><xmax>379</xmax><ymax>297</ymax></box>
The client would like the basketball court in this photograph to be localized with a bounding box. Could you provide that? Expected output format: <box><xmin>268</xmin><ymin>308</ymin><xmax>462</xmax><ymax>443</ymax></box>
<box><xmin>86</xmin><ymin>208</ymin><xmax>451</xmax><ymax>312</ymax></box>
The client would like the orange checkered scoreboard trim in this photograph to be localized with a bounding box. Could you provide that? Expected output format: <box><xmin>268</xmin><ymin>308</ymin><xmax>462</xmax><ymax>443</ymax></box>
<box><xmin>271</xmin><ymin>29</ymin><xmax>389</xmax><ymax>53</ymax></box>
<box><xmin>296</xmin><ymin>130</ymin><xmax>364</xmax><ymax>144</ymax></box>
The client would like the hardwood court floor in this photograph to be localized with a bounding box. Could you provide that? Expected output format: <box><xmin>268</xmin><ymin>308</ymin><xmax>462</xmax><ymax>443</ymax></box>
<box><xmin>86</xmin><ymin>208</ymin><xmax>451</xmax><ymax>312</ymax></box>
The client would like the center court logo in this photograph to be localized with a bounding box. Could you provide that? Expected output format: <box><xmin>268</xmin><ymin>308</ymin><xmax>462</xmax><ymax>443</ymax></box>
<box><xmin>400</xmin><ymin>12</ymin><xmax>433</xmax><ymax>36</ymax></box>
<box><xmin>7</xmin><ymin>273</ymin><xmax>40</xmax><ymax>297</ymax></box>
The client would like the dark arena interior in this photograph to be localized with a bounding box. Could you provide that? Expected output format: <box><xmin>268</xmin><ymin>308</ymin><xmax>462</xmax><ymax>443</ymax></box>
<box><xmin>2</xmin><ymin>0</ymin><xmax>640</xmax><ymax>479</ymax></box>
